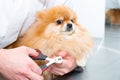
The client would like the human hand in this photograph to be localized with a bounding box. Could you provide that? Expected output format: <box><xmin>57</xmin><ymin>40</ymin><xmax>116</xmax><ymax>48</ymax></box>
<box><xmin>48</xmin><ymin>51</ymin><xmax>77</xmax><ymax>76</ymax></box>
<box><xmin>0</xmin><ymin>46</ymin><xmax>44</xmax><ymax>80</ymax></box>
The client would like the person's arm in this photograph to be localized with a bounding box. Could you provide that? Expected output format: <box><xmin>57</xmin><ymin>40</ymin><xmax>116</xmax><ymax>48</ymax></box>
<box><xmin>0</xmin><ymin>46</ymin><xmax>44</xmax><ymax>80</ymax></box>
<box><xmin>0</xmin><ymin>0</ymin><xmax>43</xmax><ymax>48</ymax></box>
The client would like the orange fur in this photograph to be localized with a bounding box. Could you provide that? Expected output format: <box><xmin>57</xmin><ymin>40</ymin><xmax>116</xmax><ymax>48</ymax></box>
<box><xmin>6</xmin><ymin>5</ymin><xmax>93</xmax><ymax>80</ymax></box>
<box><xmin>106</xmin><ymin>9</ymin><xmax>120</xmax><ymax>25</ymax></box>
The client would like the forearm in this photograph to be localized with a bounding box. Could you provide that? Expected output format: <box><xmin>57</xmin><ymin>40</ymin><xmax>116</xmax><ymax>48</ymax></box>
<box><xmin>0</xmin><ymin>49</ymin><xmax>6</xmax><ymax>54</ymax></box>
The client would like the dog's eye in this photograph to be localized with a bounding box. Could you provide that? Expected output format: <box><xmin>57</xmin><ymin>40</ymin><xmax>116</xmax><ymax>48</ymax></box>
<box><xmin>56</xmin><ymin>20</ymin><xmax>63</xmax><ymax>25</ymax></box>
<box><xmin>71</xmin><ymin>19</ymin><xmax>74</xmax><ymax>23</ymax></box>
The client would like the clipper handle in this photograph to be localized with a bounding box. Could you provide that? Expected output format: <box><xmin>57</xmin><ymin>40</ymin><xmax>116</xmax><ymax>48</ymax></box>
<box><xmin>32</xmin><ymin>49</ymin><xmax>47</xmax><ymax>60</ymax></box>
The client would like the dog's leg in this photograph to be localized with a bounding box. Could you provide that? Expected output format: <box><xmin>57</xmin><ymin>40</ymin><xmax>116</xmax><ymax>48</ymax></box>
<box><xmin>76</xmin><ymin>55</ymin><xmax>89</xmax><ymax>72</ymax></box>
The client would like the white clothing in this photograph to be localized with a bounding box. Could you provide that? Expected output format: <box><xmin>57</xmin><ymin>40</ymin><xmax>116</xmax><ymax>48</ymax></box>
<box><xmin>0</xmin><ymin>0</ymin><xmax>74</xmax><ymax>48</ymax></box>
<box><xmin>0</xmin><ymin>0</ymin><xmax>43</xmax><ymax>48</ymax></box>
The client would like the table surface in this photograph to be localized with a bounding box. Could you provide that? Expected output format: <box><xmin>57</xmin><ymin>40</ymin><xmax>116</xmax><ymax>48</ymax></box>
<box><xmin>54</xmin><ymin>24</ymin><xmax>120</xmax><ymax>80</ymax></box>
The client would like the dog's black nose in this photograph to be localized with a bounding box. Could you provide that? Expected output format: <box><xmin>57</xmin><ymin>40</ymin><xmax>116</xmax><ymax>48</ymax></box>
<box><xmin>66</xmin><ymin>23</ymin><xmax>73</xmax><ymax>31</ymax></box>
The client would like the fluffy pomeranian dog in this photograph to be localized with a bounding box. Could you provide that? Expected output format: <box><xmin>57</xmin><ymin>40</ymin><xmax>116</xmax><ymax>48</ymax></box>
<box><xmin>106</xmin><ymin>9</ymin><xmax>120</xmax><ymax>26</ymax></box>
<box><xmin>7</xmin><ymin>5</ymin><xmax>93</xmax><ymax>79</ymax></box>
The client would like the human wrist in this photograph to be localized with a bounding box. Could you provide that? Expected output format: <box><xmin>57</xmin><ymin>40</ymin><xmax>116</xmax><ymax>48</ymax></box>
<box><xmin>0</xmin><ymin>49</ymin><xmax>6</xmax><ymax>54</ymax></box>
<box><xmin>0</xmin><ymin>49</ymin><xmax>6</xmax><ymax>73</ymax></box>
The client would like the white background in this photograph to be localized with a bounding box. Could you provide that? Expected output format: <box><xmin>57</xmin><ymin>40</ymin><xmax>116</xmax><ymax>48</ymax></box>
<box><xmin>73</xmin><ymin>0</ymin><xmax>105</xmax><ymax>38</ymax></box>
<box><xmin>40</xmin><ymin>0</ymin><xmax>105</xmax><ymax>38</ymax></box>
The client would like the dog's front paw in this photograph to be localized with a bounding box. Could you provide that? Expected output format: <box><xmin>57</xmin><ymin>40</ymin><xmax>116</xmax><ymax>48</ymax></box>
<box><xmin>76</xmin><ymin>58</ymin><xmax>86</xmax><ymax>68</ymax></box>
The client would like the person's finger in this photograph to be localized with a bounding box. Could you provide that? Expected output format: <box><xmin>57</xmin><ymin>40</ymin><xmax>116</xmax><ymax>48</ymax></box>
<box><xmin>27</xmin><ymin>70</ymin><xmax>44</xmax><ymax>80</ymax></box>
<box><xmin>30</xmin><ymin>61</ymin><xmax>43</xmax><ymax>75</ymax></box>
<box><xmin>49</xmin><ymin>66</ymin><xmax>67</xmax><ymax>76</ymax></box>
<box><xmin>49</xmin><ymin>64</ymin><xmax>66</xmax><ymax>72</ymax></box>
<box><xmin>48</xmin><ymin>66</ymin><xmax>63</xmax><ymax>75</ymax></box>
<box><xmin>50</xmin><ymin>69</ymin><xmax>63</xmax><ymax>76</ymax></box>
<box><xmin>20</xmin><ymin>46</ymin><xmax>39</xmax><ymax>57</ymax></box>
<box><xmin>50</xmin><ymin>59</ymin><xmax>68</xmax><ymax>68</ymax></box>
<box><xmin>24</xmin><ymin>78</ymin><xmax>29</xmax><ymax>80</ymax></box>
<box><xmin>13</xmin><ymin>75</ymin><xmax>29</xmax><ymax>80</ymax></box>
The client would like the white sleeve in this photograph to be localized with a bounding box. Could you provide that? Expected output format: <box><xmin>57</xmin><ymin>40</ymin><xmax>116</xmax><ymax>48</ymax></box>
<box><xmin>43</xmin><ymin>0</ymin><xmax>74</xmax><ymax>8</ymax></box>
<box><xmin>0</xmin><ymin>0</ymin><xmax>43</xmax><ymax>48</ymax></box>
<box><xmin>0</xmin><ymin>0</ymin><xmax>18</xmax><ymax>48</ymax></box>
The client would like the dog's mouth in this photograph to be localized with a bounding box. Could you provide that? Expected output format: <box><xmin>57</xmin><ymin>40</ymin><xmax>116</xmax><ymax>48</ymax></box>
<box><xmin>61</xmin><ymin>23</ymin><xmax>75</xmax><ymax>35</ymax></box>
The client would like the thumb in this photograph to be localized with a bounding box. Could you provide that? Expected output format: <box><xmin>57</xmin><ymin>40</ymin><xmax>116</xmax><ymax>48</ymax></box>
<box><xmin>25</xmin><ymin>47</ymin><xmax>39</xmax><ymax>57</ymax></box>
<box><xmin>57</xmin><ymin>51</ymin><xmax>68</xmax><ymax>57</ymax></box>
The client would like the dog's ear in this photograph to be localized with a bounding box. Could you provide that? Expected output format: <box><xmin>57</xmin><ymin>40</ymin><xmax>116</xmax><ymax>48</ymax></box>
<box><xmin>36</xmin><ymin>9</ymin><xmax>53</xmax><ymax>23</ymax></box>
<box><xmin>37</xmin><ymin>10</ymin><xmax>45</xmax><ymax>20</ymax></box>
<box><xmin>77</xmin><ymin>23</ymin><xmax>88</xmax><ymax>32</ymax></box>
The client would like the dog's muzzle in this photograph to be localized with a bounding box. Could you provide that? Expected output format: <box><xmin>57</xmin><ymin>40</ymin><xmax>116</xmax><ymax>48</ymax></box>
<box><xmin>66</xmin><ymin>23</ymin><xmax>73</xmax><ymax>31</ymax></box>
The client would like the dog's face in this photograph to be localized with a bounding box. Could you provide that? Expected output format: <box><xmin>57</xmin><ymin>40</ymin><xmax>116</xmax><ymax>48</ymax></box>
<box><xmin>36</xmin><ymin>6</ymin><xmax>85</xmax><ymax>39</ymax></box>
